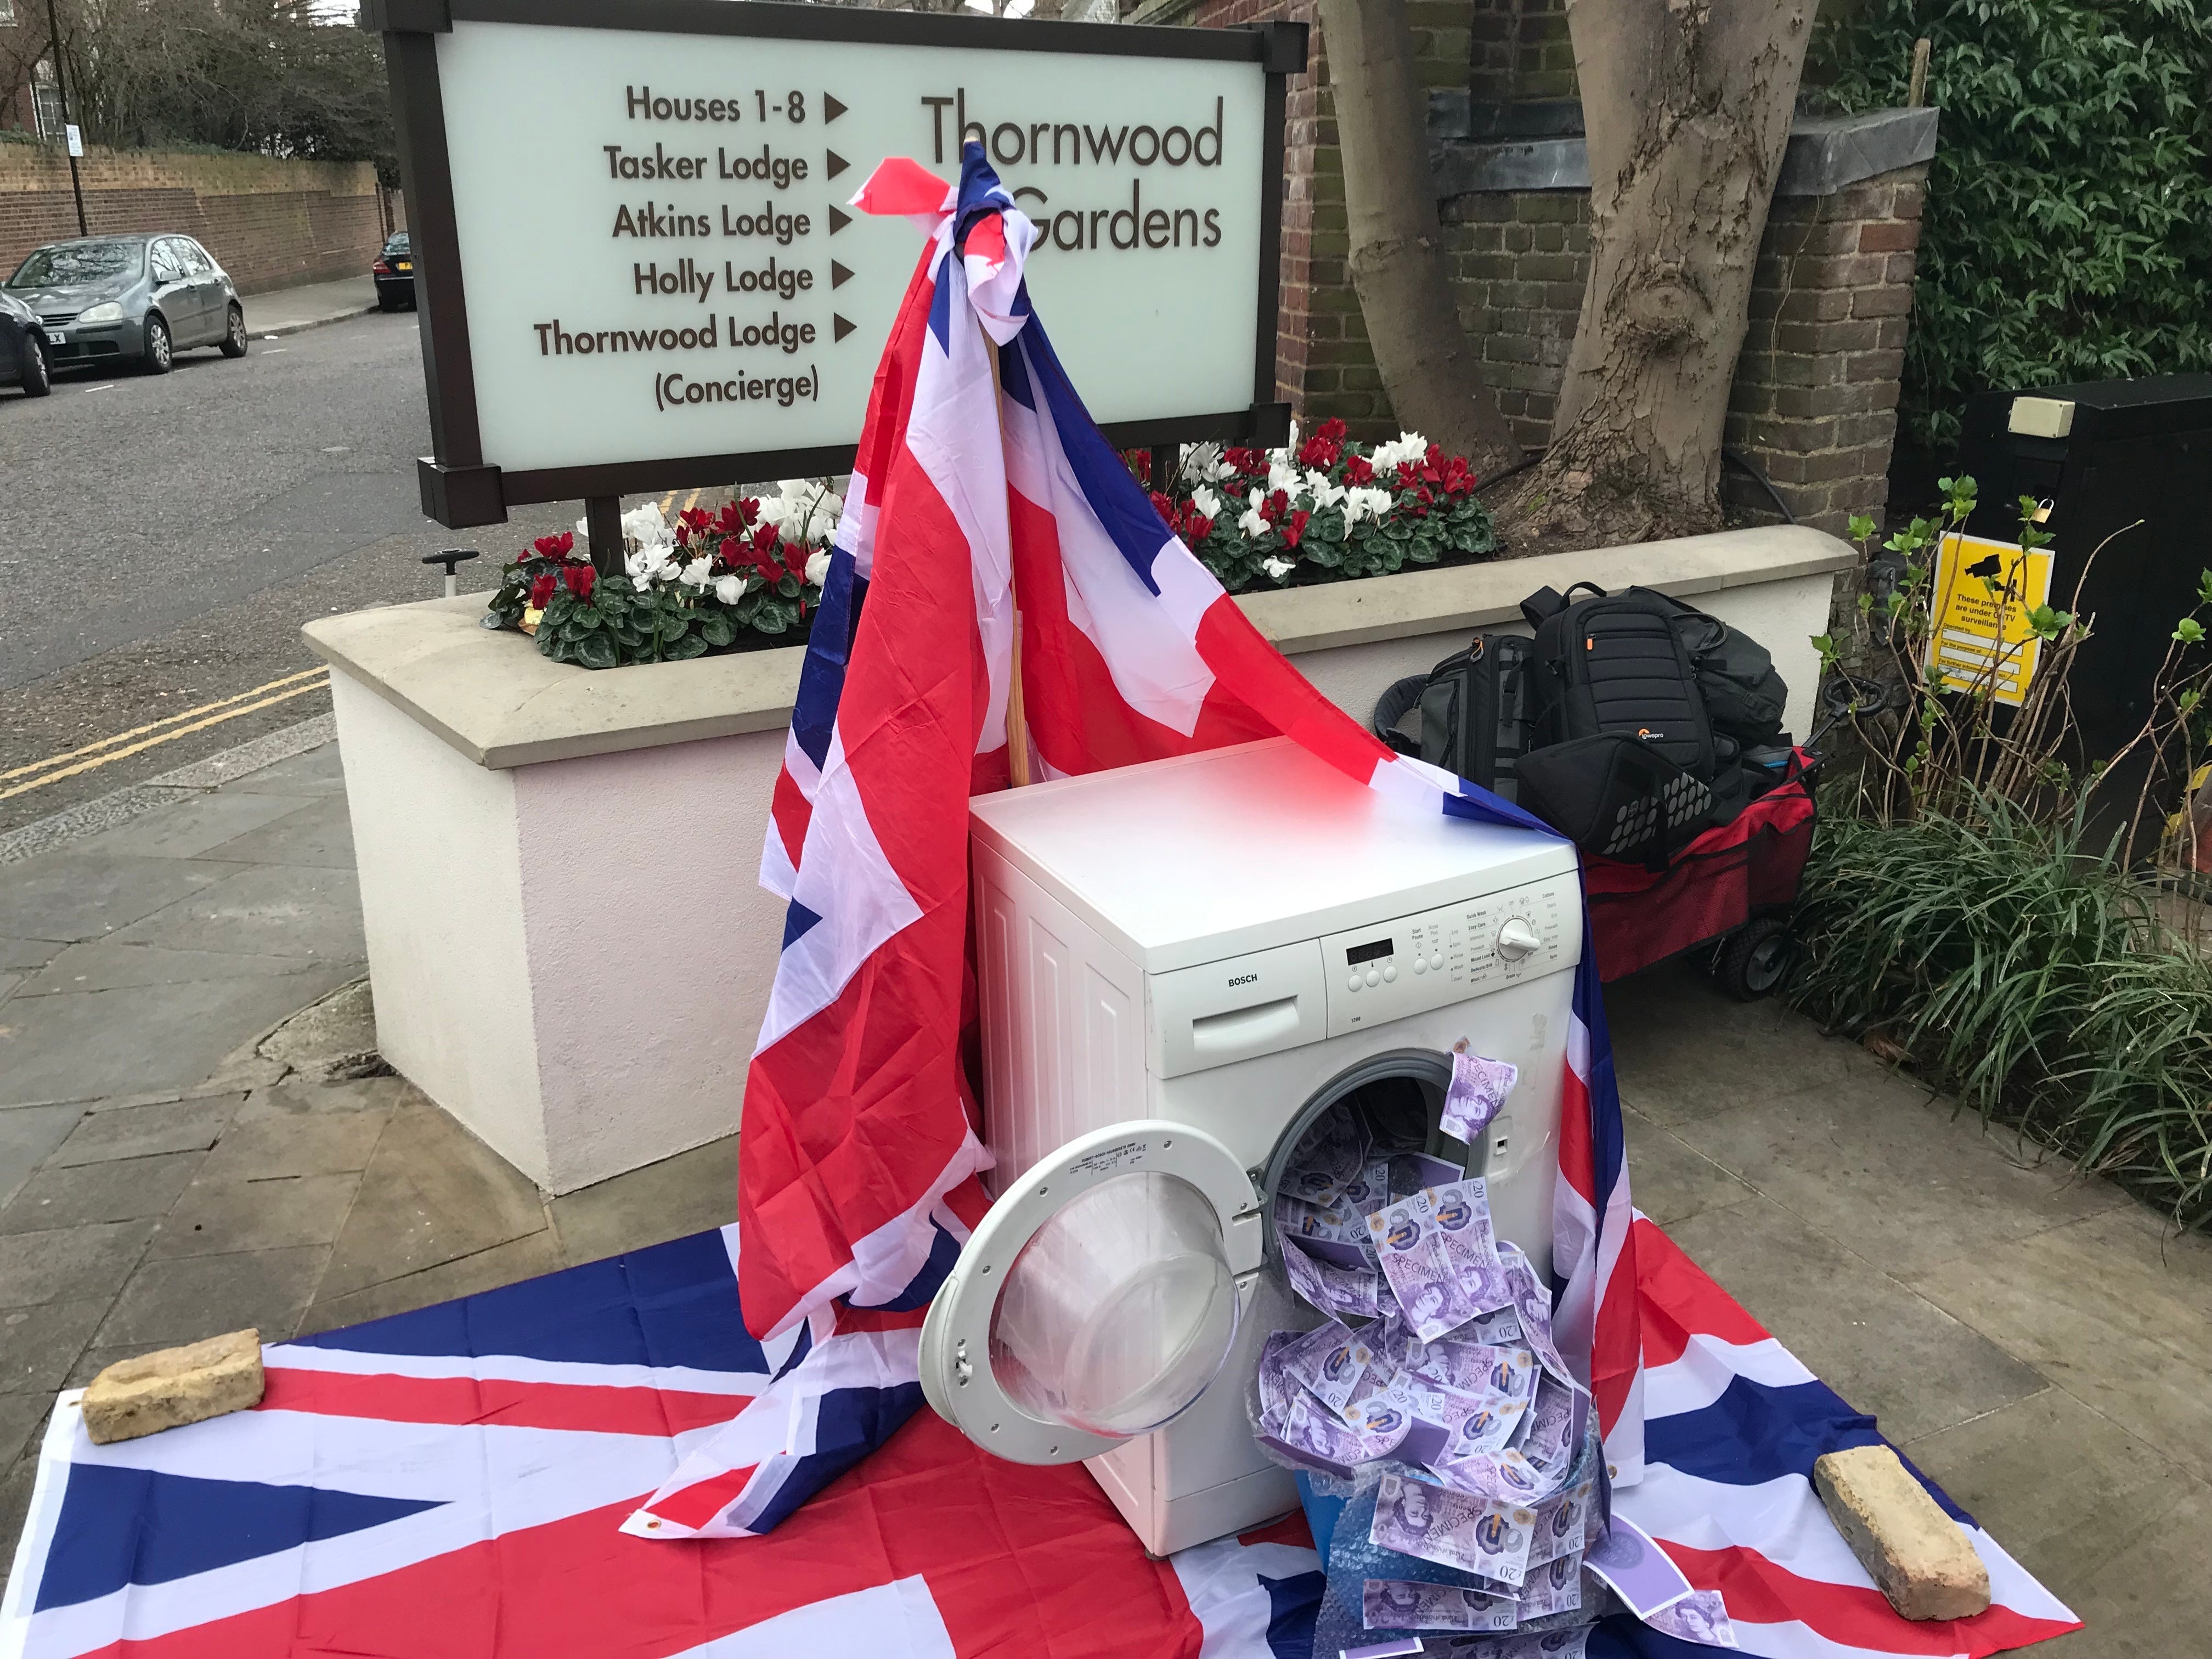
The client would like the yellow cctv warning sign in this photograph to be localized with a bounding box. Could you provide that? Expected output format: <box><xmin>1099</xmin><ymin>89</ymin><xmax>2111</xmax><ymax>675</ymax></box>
<box><xmin>1926</xmin><ymin>534</ymin><xmax>2054</xmax><ymax>707</ymax></box>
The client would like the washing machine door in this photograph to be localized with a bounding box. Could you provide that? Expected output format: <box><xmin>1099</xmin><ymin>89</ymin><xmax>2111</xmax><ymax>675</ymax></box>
<box><xmin>919</xmin><ymin>1120</ymin><xmax>1260</xmax><ymax>1465</ymax></box>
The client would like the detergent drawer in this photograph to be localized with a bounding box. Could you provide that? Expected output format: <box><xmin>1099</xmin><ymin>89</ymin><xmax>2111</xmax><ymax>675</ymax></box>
<box><xmin>1149</xmin><ymin>940</ymin><xmax>1328</xmax><ymax>1080</ymax></box>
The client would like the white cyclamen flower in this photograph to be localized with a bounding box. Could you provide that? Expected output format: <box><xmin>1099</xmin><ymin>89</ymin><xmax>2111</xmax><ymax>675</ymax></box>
<box><xmin>1261</xmin><ymin>556</ymin><xmax>1294</xmax><ymax>580</ymax></box>
<box><xmin>1237</xmin><ymin>488</ymin><xmax>1271</xmax><ymax>540</ymax></box>
<box><xmin>1267</xmin><ymin>458</ymin><xmax>1304</xmax><ymax>498</ymax></box>
<box><xmin>1190</xmin><ymin>484</ymin><xmax>1224</xmax><ymax>521</ymax></box>
<box><xmin>680</xmin><ymin>556</ymin><xmax>713</xmax><ymax>589</ymax></box>
<box><xmin>804</xmin><ymin>549</ymin><xmax>832</xmax><ymax>588</ymax></box>
<box><xmin>1305</xmin><ymin>470</ymin><xmax>1345</xmax><ymax>509</ymax></box>
<box><xmin>622</xmin><ymin>501</ymin><xmax>673</xmax><ymax>550</ymax></box>
<box><xmin>713</xmin><ymin>573</ymin><xmax>745</xmax><ymax>605</ymax></box>
<box><xmin>1180</xmin><ymin>442</ymin><xmax>1224</xmax><ymax>485</ymax></box>
<box><xmin>1369</xmin><ymin>433</ymin><xmax>1432</xmax><ymax>472</ymax></box>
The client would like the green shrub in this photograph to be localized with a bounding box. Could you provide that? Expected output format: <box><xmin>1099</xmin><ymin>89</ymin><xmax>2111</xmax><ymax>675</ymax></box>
<box><xmin>1790</xmin><ymin>795</ymin><xmax>2212</xmax><ymax>1231</ymax></box>
<box><xmin>1815</xmin><ymin>0</ymin><xmax>2212</xmax><ymax>450</ymax></box>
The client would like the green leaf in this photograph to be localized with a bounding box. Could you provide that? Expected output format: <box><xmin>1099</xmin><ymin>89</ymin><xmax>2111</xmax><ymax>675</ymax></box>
<box><xmin>2175</xmin><ymin>618</ymin><xmax>2206</xmax><ymax>644</ymax></box>
<box><xmin>666</xmin><ymin>633</ymin><xmax>709</xmax><ymax>661</ymax></box>
<box><xmin>699</xmin><ymin>613</ymin><xmax>737</xmax><ymax>647</ymax></box>
<box><xmin>575</xmin><ymin>632</ymin><xmax>618</xmax><ymax>670</ymax></box>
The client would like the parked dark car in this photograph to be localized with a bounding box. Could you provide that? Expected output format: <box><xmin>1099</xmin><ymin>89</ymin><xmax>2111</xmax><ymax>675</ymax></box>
<box><xmin>373</xmin><ymin>233</ymin><xmax>415</xmax><ymax>312</ymax></box>
<box><xmin>2</xmin><ymin>234</ymin><xmax>247</xmax><ymax>376</ymax></box>
<box><xmin>0</xmin><ymin>289</ymin><xmax>52</xmax><ymax>398</ymax></box>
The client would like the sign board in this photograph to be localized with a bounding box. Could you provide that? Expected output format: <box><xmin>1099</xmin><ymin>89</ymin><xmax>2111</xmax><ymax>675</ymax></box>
<box><xmin>64</xmin><ymin>124</ymin><xmax>82</xmax><ymax>159</ymax></box>
<box><xmin>365</xmin><ymin>0</ymin><xmax>1303</xmax><ymax>529</ymax></box>
<box><xmin>1926</xmin><ymin>533</ymin><xmax>2055</xmax><ymax>707</ymax></box>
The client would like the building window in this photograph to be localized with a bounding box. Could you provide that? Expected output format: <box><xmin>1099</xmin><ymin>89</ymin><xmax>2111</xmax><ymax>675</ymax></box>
<box><xmin>33</xmin><ymin>57</ymin><xmax>65</xmax><ymax>140</ymax></box>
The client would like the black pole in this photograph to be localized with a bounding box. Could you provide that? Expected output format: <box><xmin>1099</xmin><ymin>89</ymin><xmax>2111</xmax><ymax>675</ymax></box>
<box><xmin>43</xmin><ymin>0</ymin><xmax>86</xmax><ymax>238</ymax></box>
<box><xmin>1150</xmin><ymin>444</ymin><xmax>1177</xmax><ymax>498</ymax></box>
<box><xmin>585</xmin><ymin>496</ymin><xmax>624</xmax><ymax>579</ymax></box>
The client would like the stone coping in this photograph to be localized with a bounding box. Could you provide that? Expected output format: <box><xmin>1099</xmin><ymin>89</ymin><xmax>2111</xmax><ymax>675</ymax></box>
<box><xmin>303</xmin><ymin>525</ymin><xmax>1855</xmax><ymax>771</ymax></box>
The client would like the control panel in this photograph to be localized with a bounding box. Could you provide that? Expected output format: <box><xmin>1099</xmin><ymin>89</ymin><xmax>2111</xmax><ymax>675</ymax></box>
<box><xmin>1321</xmin><ymin>876</ymin><xmax>1579</xmax><ymax>1036</ymax></box>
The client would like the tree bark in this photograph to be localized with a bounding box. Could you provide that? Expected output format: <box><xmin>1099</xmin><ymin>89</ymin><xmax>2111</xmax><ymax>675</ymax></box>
<box><xmin>1314</xmin><ymin>0</ymin><xmax>1522</xmax><ymax>478</ymax></box>
<box><xmin>1491</xmin><ymin>0</ymin><xmax>1817</xmax><ymax>554</ymax></box>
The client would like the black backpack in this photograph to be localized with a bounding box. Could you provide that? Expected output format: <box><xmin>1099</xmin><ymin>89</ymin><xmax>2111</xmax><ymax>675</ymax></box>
<box><xmin>1372</xmin><ymin>634</ymin><xmax>1537</xmax><ymax>801</ymax></box>
<box><xmin>1645</xmin><ymin>594</ymin><xmax>1790</xmax><ymax>746</ymax></box>
<box><xmin>1520</xmin><ymin>583</ymin><xmax>1718</xmax><ymax>781</ymax></box>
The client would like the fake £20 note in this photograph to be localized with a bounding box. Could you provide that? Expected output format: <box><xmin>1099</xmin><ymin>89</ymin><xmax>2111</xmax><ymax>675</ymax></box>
<box><xmin>1368</xmin><ymin>1182</ymin><xmax>1514</xmax><ymax>1341</ymax></box>
<box><xmin>1369</xmin><ymin>1472</ymin><xmax>1538</xmax><ymax>1587</ymax></box>
<box><xmin>1283</xmin><ymin>1238</ymin><xmax>1381</xmax><ymax>1321</ymax></box>
<box><xmin>1440</xmin><ymin>1048</ymin><xmax>1519</xmax><ymax>1144</ymax></box>
<box><xmin>1510</xmin><ymin>1551</ymin><xmax>1583</xmax><ymax>1620</ymax></box>
<box><xmin>1643</xmin><ymin>1588</ymin><xmax>1738</xmax><ymax>1649</ymax></box>
<box><xmin>1362</xmin><ymin>1579</ymin><xmax>1520</xmax><ymax>1634</ymax></box>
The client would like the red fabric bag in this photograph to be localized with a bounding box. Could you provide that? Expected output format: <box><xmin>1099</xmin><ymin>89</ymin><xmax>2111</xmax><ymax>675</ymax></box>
<box><xmin>1582</xmin><ymin>753</ymin><xmax>1818</xmax><ymax>982</ymax></box>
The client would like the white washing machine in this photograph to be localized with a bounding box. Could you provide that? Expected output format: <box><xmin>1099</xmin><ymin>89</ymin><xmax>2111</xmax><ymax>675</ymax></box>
<box><xmin>918</xmin><ymin>738</ymin><xmax>1583</xmax><ymax>1556</ymax></box>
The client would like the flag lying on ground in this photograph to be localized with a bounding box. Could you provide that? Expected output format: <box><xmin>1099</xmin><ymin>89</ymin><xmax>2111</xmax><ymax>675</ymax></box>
<box><xmin>0</xmin><ymin>1226</ymin><xmax>1323</xmax><ymax>1659</ymax></box>
<box><xmin>646</xmin><ymin>140</ymin><xmax>1644</xmax><ymax>1539</ymax></box>
<box><xmin>1616</xmin><ymin>1217</ymin><xmax>2080</xmax><ymax>1658</ymax></box>
<box><xmin>0</xmin><ymin>1216</ymin><xmax>2073</xmax><ymax>1657</ymax></box>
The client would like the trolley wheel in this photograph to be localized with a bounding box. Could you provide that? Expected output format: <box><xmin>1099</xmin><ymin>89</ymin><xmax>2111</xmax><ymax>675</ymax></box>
<box><xmin>1714</xmin><ymin>916</ymin><xmax>1794</xmax><ymax>1002</ymax></box>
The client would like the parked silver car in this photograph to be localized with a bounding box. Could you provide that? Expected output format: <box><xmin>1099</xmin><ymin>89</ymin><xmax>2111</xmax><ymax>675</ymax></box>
<box><xmin>3</xmin><ymin>234</ymin><xmax>248</xmax><ymax>376</ymax></box>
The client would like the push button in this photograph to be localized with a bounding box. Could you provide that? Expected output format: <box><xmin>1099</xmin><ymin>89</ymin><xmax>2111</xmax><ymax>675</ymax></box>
<box><xmin>1347</xmin><ymin>973</ymin><xmax>1362</xmax><ymax>992</ymax></box>
<box><xmin>1382</xmin><ymin>964</ymin><xmax>1397</xmax><ymax>983</ymax></box>
<box><xmin>1364</xmin><ymin>968</ymin><xmax>1380</xmax><ymax>987</ymax></box>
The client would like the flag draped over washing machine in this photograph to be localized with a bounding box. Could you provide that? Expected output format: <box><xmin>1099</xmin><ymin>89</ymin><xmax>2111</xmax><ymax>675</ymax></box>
<box><xmin>627</xmin><ymin>143</ymin><xmax>1644</xmax><ymax>1540</ymax></box>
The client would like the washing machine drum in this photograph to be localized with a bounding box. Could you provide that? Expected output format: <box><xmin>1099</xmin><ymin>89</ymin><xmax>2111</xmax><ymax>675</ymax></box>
<box><xmin>919</xmin><ymin>1122</ymin><xmax>1262</xmax><ymax>1464</ymax></box>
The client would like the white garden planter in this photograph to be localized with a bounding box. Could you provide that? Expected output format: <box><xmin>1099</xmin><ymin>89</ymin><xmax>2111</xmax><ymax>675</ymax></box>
<box><xmin>306</xmin><ymin>524</ymin><xmax>1853</xmax><ymax>1192</ymax></box>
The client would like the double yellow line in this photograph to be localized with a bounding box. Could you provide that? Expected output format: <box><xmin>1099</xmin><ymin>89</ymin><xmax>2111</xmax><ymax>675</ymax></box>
<box><xmin>0</xmin><ymin>668</ymin><xmax>333</xmax><ymax>804</ymax></box>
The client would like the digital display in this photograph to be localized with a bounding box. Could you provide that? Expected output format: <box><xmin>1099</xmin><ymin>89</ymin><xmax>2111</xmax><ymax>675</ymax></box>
<box><xmin>1346</xmin><ymin>938</ymin><xmax>1394</xmax><ymax>966</ymax></box>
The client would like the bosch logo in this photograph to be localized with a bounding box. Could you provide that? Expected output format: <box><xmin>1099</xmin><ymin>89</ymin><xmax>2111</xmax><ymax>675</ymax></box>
<box><xmin>1228</xmin><ymin>973</ymin><xmax>1258</xmax><ymax>988</ymax></box>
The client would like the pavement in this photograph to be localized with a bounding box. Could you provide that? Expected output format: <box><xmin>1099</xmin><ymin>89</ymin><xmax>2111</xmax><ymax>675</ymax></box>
<box><xmin>238</xmin><ymin>274</ymin><xmax>380</xmax><ymax>337</ymax></box>
<box><xmin>0</xmin><ymin>730</ymin><xmax>2206</xmax><ymax>1650</ymax></box>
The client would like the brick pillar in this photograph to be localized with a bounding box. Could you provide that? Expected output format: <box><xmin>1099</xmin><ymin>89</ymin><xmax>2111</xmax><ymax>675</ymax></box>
<box><xmin>1725</xmin><ymin>167</ymin><xmax>1926</xmax><ymax>536</ymax></box>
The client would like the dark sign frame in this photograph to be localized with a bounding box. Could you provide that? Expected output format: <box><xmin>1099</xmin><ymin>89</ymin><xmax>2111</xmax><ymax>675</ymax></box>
<box><xmin>363</xmin><ymin>0</ymin><xmax>1306</xmax><ymax>534</ymax></box>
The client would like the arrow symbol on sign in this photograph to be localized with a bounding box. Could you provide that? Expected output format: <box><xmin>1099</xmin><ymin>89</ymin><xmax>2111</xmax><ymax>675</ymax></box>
<box><xmin>828</xmin><ymin>205</ymin><xmax>851</xmax><ymax>235</ymax></box>
<box><xmin>826</xmin><ymin>150</ymin><xmax>848</xmax><ymax>180</ymax></box>
<box><xmin>833</xmin><ymin>314</ymin><xmax>855</xmax><ymax>343</ymax></box>
<box><xmin>831</xmin><ymin>260</ymin><xmax>853</xmax><ymax>289</ymax></box>
<box><xmin>824</xmin><ymin>92</ymin><xmax>847</xmax><ymax>124</ymax></box>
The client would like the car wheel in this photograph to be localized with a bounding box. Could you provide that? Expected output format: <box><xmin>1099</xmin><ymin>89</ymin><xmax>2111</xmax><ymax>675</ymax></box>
<box><xmin>142</xmin><ymin>314</ymin><xmax>173</xmax><ymax>375</ymax></box>
<box><xmin>19</xmin><ymin>332</ymin><xmax>50</xmax><ymax>397</ymax></box>
<box><xmin>377</xmin><ymin>291</ymin><xmax>398</xmax><ymax>313</ymax></box>
<box><xmin>219</xmin><ymin>304</ymin><xmax>249</xmax><ymax>358</ymax></box>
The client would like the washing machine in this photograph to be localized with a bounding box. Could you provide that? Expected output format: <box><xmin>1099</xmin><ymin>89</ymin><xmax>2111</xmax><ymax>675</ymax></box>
<box><xmin>918</xmin><ymin>737</ymin><xmax>1583</xmax><ymax>1556</ymax></box>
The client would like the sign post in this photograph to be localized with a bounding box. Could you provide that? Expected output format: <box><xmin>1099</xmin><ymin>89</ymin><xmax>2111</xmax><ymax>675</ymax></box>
<box><xmin>363</xmin><ymin>0</ymin><xmax>1304</xmax><ymax>551</ymax></box>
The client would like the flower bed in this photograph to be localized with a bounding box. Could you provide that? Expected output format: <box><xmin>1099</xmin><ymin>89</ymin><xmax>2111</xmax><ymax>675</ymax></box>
<box><xmin>482</xmin><ymin>427</ymin><xmax>1496</xmax><ymax>667</ymax></box>
<box><xmin>484</xmin><ymin>486</ymin><xmax>836</xmax><ymax>669</ymax></box>
<box><xmin>1138</xmin><ymin>421</ymin><xmax>1497</xmax><ymax>594</ymax></box>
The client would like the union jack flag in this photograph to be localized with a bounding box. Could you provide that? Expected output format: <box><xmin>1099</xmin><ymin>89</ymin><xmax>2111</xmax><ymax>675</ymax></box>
<box><xmin>0</xmin><ymin>1226</ymin><xmax>1323</xmax><ymax>1658</ymax></box>
<box><xmin>622</xmin><ymin>143</ymin><xmax>1649</xmax><ymax>1538</ymax></box>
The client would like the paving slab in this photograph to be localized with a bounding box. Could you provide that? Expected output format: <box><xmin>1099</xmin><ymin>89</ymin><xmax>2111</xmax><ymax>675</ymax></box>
<box><xmin>0</xmin><ymin>940</ymin><xmax>62</xmax><ymax>973</ymax></box>
<box><xmin>318</xmin><ymin>1098</ymin><xmax>548</xmax><ymax>1301</ymax></box>
<box><xmin>46</xmin><ymin>1096</ymin><xmax>239</xmax><ymax>1169</ymax></box>
<box><xmin>548</xmin><ymin>1135</ymin><xmax>736</xmax><ymax>1266</ymax></box>
<box><xmin>234</xmin><ymin>1074</ymin><xmax>408</xmax><ymax>1123</ymax></box>
<box><xmin>0</xmin><ymin>1153</ymin><xmax>204</xmax><ymax>1234</ymax></box>
<box><xmin>1620</xmin><ymin>1104</ymin><xmax>1756</xmax><ymax>1229</ymax></box>
<box><xmin>194</xmin><ymin>1108</ymin><xmax>387</xmax><ymax>1182</ymax></box>
<box><xmin>1901</xmin><ymin>1388</ymin><xmax>2207</xmax><ymax>1656</ymax></box>
<box><xmin>95</xmin><ymin>1245</ymin><xmax>327</xmax><ymax>1348</ymax></box>
<box><xmin>1673</xmin><ymin>1066</ymin><xmax>2130</xmax><ymax>1279</ymax></box>
<box><xmin>0</xmin><ymin>970</ymin><xmax>358</xmax><ymax>1106</ymax></box>
<box><xmin>18</xmin><ymin>939</ymin><xmax>334</xmax><ymax>997</ymax></box>
<box><xmin>298</xmin><ymin>1231</ymin><xmax>564</xmax><ymax>1336</ymax></box>
<box><xmin>1664</xmin><ymin>1194</ymin><xmax>2050</xmax><ymax>1444</ymax></box>
<box><xmin>1905</xmin><ymin>1207</ymin><xmax>2212</xmax><ymax>1488</ymax></box>
<box><xmin>78</xmin><ymin>792</ymin><xmax>321</xmax><ymax>862</ymax></box>
<box><xmin>105</xmin><ymin>863</ymin><xmax>365</xmax><ymax>962</ymax></box>
<box><xmin>153</xmin><ymin>1172</ymin><xmax>362</xmax><ymax>1260</ymax></box>
<box><xmin>1605</xmin><ymin>967</ymin><xmax>1860</xmax><ymax>1126</ymax></box>
<box><xmin>222</xmin><ymin>746</ymin><xmax>346</xmax><ymax>796</ymax></box>
<box><xmin>198</xmin><ymin>795</ymin><xmax>356</xmax><ymax>870</ymax></box>
<box><xmin>0</xmin><ymin>1107</ymin><xmax>84</xmax><ymax>1211</ymax></box>
<box><xmin>0</xmin><ymin>1299</ymin><xmax>110</xmax><ymax>1393</ymax></box>
<box><xmin>0</xmin><ymin>1392</ymin><xmax>53</xmax><ymax>1471</ymax></box>
<box><xmin>0</xmin><ymin>853</ymin><xmax>230</xmax><ymax>945</ymax></box>
<box><xmin>0</xmin><ymin>1221</ymin><xmax>155</xmax><ymax>1310</ymax></box>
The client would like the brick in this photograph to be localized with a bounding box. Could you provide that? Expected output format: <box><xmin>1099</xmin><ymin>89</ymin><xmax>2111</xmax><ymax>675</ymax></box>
<box><xmin>1815</xmin><ymin>1447</ymin><xmax>1990</xmax><ymax>1622</ymax></box>
<box><xmin>1795</xmin><ymin>254</ymin><xmax>1888</xmax><ymax>289</ymax></box>
<box><xmin>1778</xmin><ymin>319</ymin><xmax>1879</xmax><ymax>354</ymax></box>
<box><xmin>1858</xmin><ymin>219</ymin><xmax>1921</xmax><ymax>253</ymax></box>
<box><xmin>1775</xmin><ymin>289</ymin><xmax>1855</xmax><ymax>324</ymax></box>
<box><xmin>1517</xmin><ymin>252</ymin><xmax>1579</xmax><ymax>283</ymax></box>
<box><xmin>1504</xmin><ymin>224</ymin><xmax>1535</xmax><ymax>253</ymax></box>
<box><xmin>83</xmin><ymin>1330</ymin><xmax>265</xmax><ymax>1444</ymax></box>
<box><xmin>1843</xmin><ymin>347</ymin><xmax>1907</xmax><ymax>383</ymax></box>
<box><xmin>1515</xmin><ymin>194</ymin><xmax>1583</xmax><ymax>224</ymax></box>
<box><xmin>1875</xmin><ymin>317</ymin><xmax>1910</xmax><ymax>351</ymax></box>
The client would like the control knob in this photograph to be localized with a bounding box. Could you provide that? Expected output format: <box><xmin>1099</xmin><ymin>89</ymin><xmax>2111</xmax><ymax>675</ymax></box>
<box><xmin>1496</xmin><ymin>917</ymin><xmax>1542</xmax><ymax>962</ymax></box>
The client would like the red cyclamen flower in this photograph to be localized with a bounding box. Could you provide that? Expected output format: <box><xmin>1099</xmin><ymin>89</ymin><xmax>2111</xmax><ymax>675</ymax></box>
<box><xmin>1283</xmin><ymin>509</ymin><xmax>1312</xmax><ymax>549</ymax></box>
<box><xmin>562</xmin><ymin>565</ymin><xmax>595</xmax><ymax>601</ymax></box>
<box><xmin>529</xmin><ymin>571</ymin><xmax>557</xmax><ymax>609</ymax></box>
<box><xmin>1345</xmin><ymin>455</ymin><xmax>1375</xmax><ymax>486</ymax></box>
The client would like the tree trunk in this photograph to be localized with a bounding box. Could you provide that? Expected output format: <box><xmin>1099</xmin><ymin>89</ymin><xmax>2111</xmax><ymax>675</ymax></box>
<box><xmin>1491</xmin><ymin>0</ymin><xmax>1817</xmax><ymax>554</ymax></box>
<box><xmin>1314</xmin><ymin>0</ymin><xmax>1522</xmax><ymax>478</ymax></box>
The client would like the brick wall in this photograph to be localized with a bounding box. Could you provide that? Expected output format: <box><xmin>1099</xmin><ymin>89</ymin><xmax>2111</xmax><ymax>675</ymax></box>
<box><xmin>0</xmin><ymin>143</ymin><xmax>382</xmax><ymax>294</ymax></box>
<box><xmin>1156</xmin><ymin>0</ymin><xmax>1925</xmax><ymax>537</ymax></box>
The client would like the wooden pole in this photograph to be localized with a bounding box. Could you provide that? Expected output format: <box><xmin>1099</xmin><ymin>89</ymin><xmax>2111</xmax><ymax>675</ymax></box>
<box><xmin>1907</xmin><ymin>38</ymin><xmax>1932</xmax><ymax>109</ymax></box>
<box><xmin>983</xmin><ymin>318</ymin><xmax>1032</xmax><ymax>788</ymax></box>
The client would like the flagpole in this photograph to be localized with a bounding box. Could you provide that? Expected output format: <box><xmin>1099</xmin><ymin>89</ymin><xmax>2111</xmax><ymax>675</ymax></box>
<box><xmin>984</xmin><ymin>315</ymin><xmax>1032</xmax><ymax>788</ymax></box>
